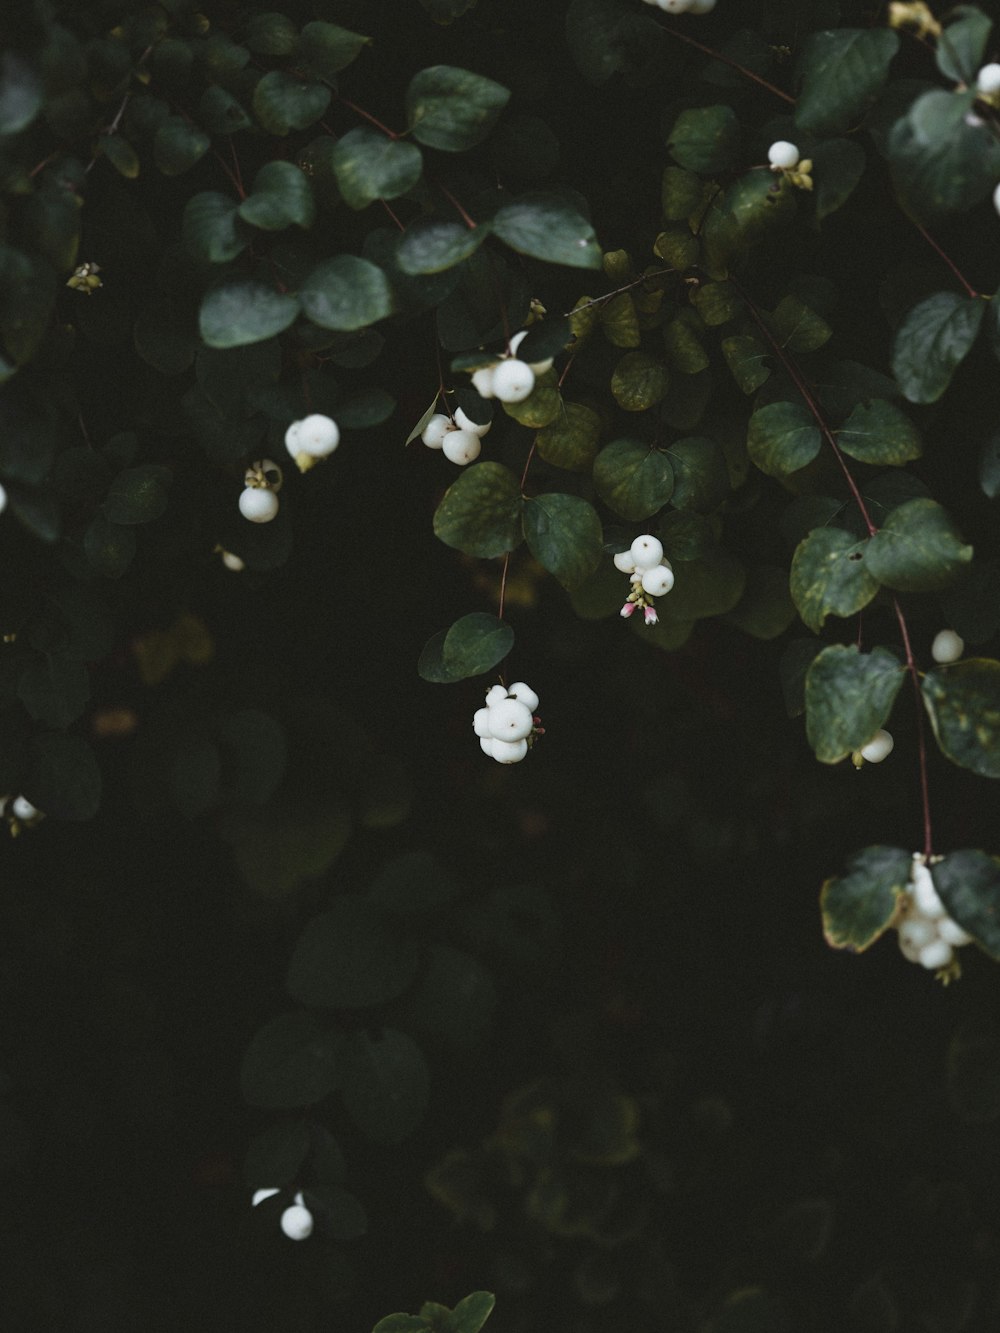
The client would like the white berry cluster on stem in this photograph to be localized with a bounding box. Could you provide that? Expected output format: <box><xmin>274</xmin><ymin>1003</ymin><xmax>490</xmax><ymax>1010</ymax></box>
<box><xmin>239</xmin><ymin>458</ymin><xmax>283</xmax><ymax>524</ymax></box>
<box><xmin>1</xmin><ymin>793</ymin><xmax>44</xmax><ymax>835</ymax></box>
<box><xmin>252</xmin><ymin>1187</ymin><xmax>314</xmax><ymax>1240</ymax></box>
<box><xmin>614</xmin><ymin>535</ymin><xmax>674</xmax><ymax>625</ymax></box>
<box><xmin>284</xmin><ymin>413</ymin><xmax>340</xmax><ymax>473</ymax></box>
<box><xmin>469</xmin><ymin>330</ymin><xmax>554</xmax><ymax>406</ymax></box>
<box><xmin>894</xmin><ymin>854</ymin><xmax>973</xmax><ymax>978</ymax></box>
<box><xmin>640</xmin><ymin>0</ymin><xmax>717</xmax><ymax>13</ymax></box>
<box><xmin>421</xmin><ymin>405</ymin><xmax>491</xmax><ymax>466</ymax></box>
<box><xmin>473</xmin><ymin>682</ymin><xmax>542</xmax><ymax>764</ymax></box>
<box><xmin>767</xmin><ymin>141</ymin><xmax>813</xmax><ymax>191</ymax></box>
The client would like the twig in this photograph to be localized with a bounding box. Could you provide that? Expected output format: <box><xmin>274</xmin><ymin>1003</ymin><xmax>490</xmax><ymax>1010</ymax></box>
<box><xmin>913</xmin><ymin>221</ymin><xmax>981</xmax><ymax>300</ymax></box>
<box><xmin>660</xmin><ymin>24</ymin><xmax>796</xmax><ymax>105</ymax></box>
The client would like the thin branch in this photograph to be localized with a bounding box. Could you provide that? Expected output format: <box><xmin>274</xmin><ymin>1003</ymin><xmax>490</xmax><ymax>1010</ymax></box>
<box><xmin>564</xmin><ymin>268</ymin><xmax>676</xmax><ymax>319</ymax></box>
<box><xmin>334</xmin><ymin>94</ymin><xmax>399</xmax><ymax>139</ymax></box>
<box><xmin>660</xmin><ymin>24</ymin><xmax>796</xmax><ymax>105</ymax></box>
<box><xmin>893</xmin><ymin>599</ymin><xmax>934</xmax><ymax>858</ymax></box>
<box><xmin>438</xmin><ymin>183</ymin><xmax>477</xmax><ymax>230</ymax></box>
<box><xmin>497</xmin><ymin>552</ymin><xmax>511</xmax><ymax>624</ymax></box>
<box><xmin>913</xmin><ymin>221</ymin><xmax>980</xmax><ymax>300</ymax></box>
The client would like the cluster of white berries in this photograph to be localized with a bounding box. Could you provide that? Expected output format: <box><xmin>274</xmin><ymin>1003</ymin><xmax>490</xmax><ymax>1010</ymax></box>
<box><xmin>965</xmin><ymin>63</ymin><xmax>1000</xmax><ymax>216</ymax></box>
<box><xmin>895</xmin><ymin>854</ymin><xmax>973</xmax><ymax>974</ymax></box>
<box><xmin>421</xmin><ymin>406</ymin><xmax>492</xmax><ymax>466</ymax></box>
<box><xmin>767</xmin><ymin>141</ymin><xmax>813</xmax><ymax>191</ymax></box>
<box><xmin>252</xmin><ymin>1187</ymin><xmax>313</xmax><ymax>1240</ymax></box>
<box><xmin>468</xmin><ymin>330</ymin><xmax>554</xmax><ymax>406</ymax></box>
<box><xmin>237</xmin><ymin>415</ymin><xmax>341</xmax><ymax>524</ymax></box>
<box><xmin>640</xmin><ymin>0</ymin><xmax>717</xmax><ymax>13</ymax></box>
<box><xmin>473</xmin><ymin>682</ymin><xmax>541</xmax><ymax>764</ymax></box>
<box><xmin>1</xmin><ymin>793</ymin><xmax>44</xmax><ymax>834</ymax></box>
<box><xmin>614</xmin><ymin>535</ymin><xmax>675</xmax><ymax>626</ymax></box>
<box><xmin>239</xmin><ymin>458</ymin><xmax>283</xmax><ymax>523</ymax></box>
<box><xmin>285</xmin><ymin>412</ymin><xmax>340</xmax><ymax>473</ymax></box>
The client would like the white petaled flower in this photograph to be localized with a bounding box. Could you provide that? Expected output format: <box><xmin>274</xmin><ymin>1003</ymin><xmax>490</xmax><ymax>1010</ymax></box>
<box><xmin>454</xmin><ymin>406</ymin><xmax>492</xmax><ymax>437</ymax></box>
<box><xmin>859</xmin><ymin>729</ymin><xmax>893</xmax><ymax>763</ymax></box>
<box><xmin>280</xmin><ymin>1203</ymin><xmax>313</xmax><ymax>1241</ymax></box>
<box><xmin>441</xmin><ymin>429</ymin><xmax>482</xmax><ymax>466</ymax></box>
<box><xmin>421</xmin><ymin>413</ymin><xmax>452</xmax><ymax>449</ymax></box>
<box><xmin>239</xmin><ymin>487</ymin><xmax>279</xmax><ymax>523</ymax></box>
<box><xmin>977</xmin><ymin>62</ymin><xmax>1000</xmax><ymax>94</ymax></box>
<box><xmin>630</xmin><ymin>535</ymin><xmax>664</xmax><ymax>570</ymax></box>
<box><xmin>931</xmin><ymin>628</ymin><xmax>964</xmax><ymax>664</ymax></box>
<box><xmin>767</xmin><ymin>140</ymin><xmax>800</xmax><ymax>171</ymax></box>
<box><xmin>252</xmin><ymin>1188</ymin><xmax>280</xmax><ymax>1207</ymax></box>
<box><xmin>492</xmin><ymin>358</ymin><xmax>536</xmax><ymax>403</ymax></box>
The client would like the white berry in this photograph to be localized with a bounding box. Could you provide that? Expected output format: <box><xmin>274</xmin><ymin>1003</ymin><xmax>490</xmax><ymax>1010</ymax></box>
<box><xmin>859</xmin><ymin>729</ymin><xmax>893</xmax><ymax>763</ymax></box>
<box><xmin>938</xmin><ymin>917</ymin><xmax>974</xmax><ymax>947</ymax></box>
<box><xmin>11</xmin><ymin>795</ymin><xmax>40</xmax><ymax>822</ymax></box>
<box><xmin>442</xmin><ymin>429</ymin><xmax>482</xmax><ymax>466</ymax></box>
<box><xmin>614</xmin><ymin>551</ymin><xmax>636</xmax><ymax>574</ymax></box>
<box><xmin>480</xmin><ymin>736</ymin><xmax>495</xmax><ymax>757</ymax></box>
<box><xmin>239</xmin><ymin>487</ymin><xmax>279</xmax><ymax>523</ymax></box>
<box><xmin>911</xmin><ymin>861</ymin><xmax>946</xmax><ymax>919</ymax></box>
<box><xmin>280</xmin><ymin>1203</ymin><xmax>313</xmax><ymax>1240</ymax></box>
<box><xmin>421</xmin><ymin>414</ymin><xmax>452</xmax><ymax>449</ymax></box>
<box><xmin>297</xmin><ymin>413</ymin><xmax>340</xmax><ymax>457</ymax></box>
<box><xmin>485</xmin><ymin>684</ymin><xmax>508</xmax><ymax>707</ymax></box>
<box><xmin>221</xmin><ymin>550</ymin><xmax>245</xmax><ymax>572</ymax></box>
<box><xmin>507</xmin><ymin>330</ymin><xmax>553</xmax><ymax>375</ymax></box>
<box><xmin>507</xmin><ymin>681</ymin><xmax>539</xmax><ymax>713</ymax></box>
<box><xmin>491</xmin><ymin>359</ymin><xmax>536</xmax><ymax>403</ymax></box>
<box><xmin>768</xmin><ymin>140</ymin><xmax>800</xmax><ymax>170</ymax></box>
<box><xmin>657</xmin><ymin>0</ymin><xmax>692</xmax><ymax>11</ymax></box>
<box><xmin>978</xmin><ymin>63</ymin><xmax>1000</xmax><ymax>94</ymax></box>
<box><xmin>473</xmin><ymin>707</ymin><xmax>493</xmax><ymax>738</ymax></box>
<box><xmin>630</xmin><ymin>535</ymin><xmax>664</xmax><ymax>570</ymax></box>
<box><xmin>488</xmin><ymin>697</ymin><xmax>534</xmax><ymax>741</ymax></box>
<box><xmin>641</xmin><ymin>563</ymin><xmax>675</xmax><ymax>596</ymax></box>
<box><xmin>252</xmin><ymin>1188</ymin><xmax>280</xmax><ymax>1207</ymax></box>
<box><xmin>918</xmin><ymin>938</ymin><xmax>954</xmax><ymax>971</ymax></box>
<box><xmin>994</xmin><ymin>181</ymin><xmax>1000</xmax><ymax>217</ymax></box>
<box><xmin>472</xmin><ymin>366</ymin><xmax>496</xmax><ymax>398</ymax></box>
<box><xmin>0</xmin><ymin>482</ymin><xmax>7</xmax><ymax>515</ymax></box>
<box><xmin>931</xmin><ymin>629</ymin><xmax>964</xmax><ymax>664</ymax></box>
<box><xmin>454</xmin><ymin>406</ymin><xmax>492</xmax><ymax>437</ymax></box>
<box><xmin>899</xmin><ymin>916</ymin><xmax>937</xmax><ymax>951</ymax></box>
<box><xmin>491</xmin><ymin>737</ymin><xmax>528</xmax><ymax>764</ymax></box>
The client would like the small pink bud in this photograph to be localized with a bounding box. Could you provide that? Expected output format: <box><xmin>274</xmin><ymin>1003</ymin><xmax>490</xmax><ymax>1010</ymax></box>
<box><xmin>620</xmin><ymin>602</ymin><xmax>636</xmax><ymax>618</ymax></box>
<box><xmin>644</xmin><ymin>606</ymin><xmax>658</xmax><ymax>625</ymax></box>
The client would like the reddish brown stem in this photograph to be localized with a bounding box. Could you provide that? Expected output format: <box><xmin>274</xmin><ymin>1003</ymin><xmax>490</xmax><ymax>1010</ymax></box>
<box><xmin>660</xmin><ymin>24</ymin><xmax>795</xmax><ymax>105</ymax></box>
<box><xmin>380</xmin><ymin>199</ymin><xmax>405</xmax><ymax>231</ymax></box>
<box><xmin>893</xmin><ymin>600</ymin><xmax>934</xmax><ymax>859</ymax></box>
<box><xmin>497</xmin><ymin>552</ymin><xmax>510</xmax><ymax>624</ymax></box>
<box><xmin>438</xmin><ymin>183</ymin><xmax>477</xmax><ymax>230</ymax></box>
<box><xmin>913</xmin><ymin>222</ymin><xmax>980</xmax><ymax>300</ymax></box>
<box><xmin>335</xmin><ymin>95</ymin><xmax>399</xmax><ymax>140</ymax></box>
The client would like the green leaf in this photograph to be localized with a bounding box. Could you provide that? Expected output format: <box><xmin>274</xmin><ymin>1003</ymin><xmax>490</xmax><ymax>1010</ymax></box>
<box><xmin>84</xmin><ymin>513</ymin><xmax>136</xmax><ymax>578</ymax></box>
<box><xmin>252</xmin><ymin>70</ymin><xmax>331</xmax><ymax>136</ymax></box>
<box><xmin>691</xmin><ymin>281</ymin><xmax>741</xmax><ymax>327</ymax></box>
<box><xmin>492</xmin><ymin>193</ymin><xmax>601</xmax><ymax>270</ymax></box>
<box><xmin>340</xmin><ymin>1028</ymin><xmax>429</xmax><ymax>1144</ymax></box>
<box><xmin>773</xmin><ymin>295</ymin><xmax>831</xmax><ymax>354</ymax></box>
<box><xmin>396</xmin><ymin>220</ymin><xmax>489</xmax><ymax>275</ymax></box>
<box><xmin>0</xmin><ymin>244</ymin><xmax>56</xmax><ymax>367</ymax></box>
<box><xmin>331</xmin><ymin>127</ymin><xmax>423</xmax><ymax>210</ymax></box>
<box><xmin>336</xmin><ymin>390</ymin><xmax>395</xmax><ymax>429</ymax></box>
<box><xmin>722</xmin><ymin>334</ymin><xmax>771</xmax><ymax>394</ymax></box>
<box><xmin>0</xmin><ymin>52</ymin><xmax>43</xmax><ymax>135</ymax></box>
<box><xmin>667</xmin><ymin>105</ymin><xmax>740</xmax><ymax>174</ymax></box>
<box><xmin>368</xmin><ymin>851</ymin><xmax>463</xmax><ymax>915</ymax></box>
<box><xmin>790</xmin><ymin>527</ymin><xmax>879</xmax><ymax>633</ymax></box>
<box><xmin>298</xmin><ymin>21</ymin><xmax>370</xmax><ymax>79</ymax></box>
<box><xmin>600</xmin><ymin>293</ymin><xmax>640</xmax><ymax>348</ymax></box>
<box><xmin>217</xmin><ymin>709</ymin><xmax>287</xmax><ymax>806</ymax></box>
<box><xmin>658</xmin><ymin>549</ymin><xmax>745</xmax><ymax>621</ymax></box>
<box><xmin>933</xmin><ymin>850</ymin><xmax>1000</xmax><ymax>960</ymax></box>
<box><xmin>779</xmin><ymin>638</ymin><xmax>824</xmax><ymax>718</ymax></box>
<box><xmin>239</xmin><ymin>161</ymin><xmax>316</xmax><ymax>230</ymax></box>
<box><xmin>182</xmin><ymin>191</ymin><xmax>249</xmax><ymax>264</ymax></box>
<box><xmin>243</xmin><ymin>1119</ymin><xmax>311</xmax><ymax>1190</ymax></box>
<box><xmin>419</xmin><ymin>613</ymin><xmax>513</xmax><ymax>682</ymax></box>
<box><xmin>133</xmin><ymin>298</ymin><xmax>195</xmax><ymax>376</ymax></box>
<box><xmin>795</xmin><ymin>29</ymin><xmax>899</xmax><ymax>135</ymax></box>
<box><xmin>523</xmin><ymin>492</ymin><xmax>603</xmax><ymax>589</ymax></box>
<box><xmin>406</xmin><ymin>65</ymin><xmax>510</xmax><ymax>152</ymax></box>
<box><xmin>240</xmin><ymin>1013</ymin><xmax>341</xmax><ymax>1109</ymax></box>
<box><xmin>888</xmin><ymin>89</ymin><xmax>1000</xmax><ymax>221</ymax></box>
<box><xmin>299</xmin><ymin>256</ymin><xmax>394</xmax><ymax>332</ymax></box>
<box><xmin>922</xmin><ymin>659</ymin><xmax>1000</xmax><ymax>779</ymax></box>
<box><xmin>372</xmin><ymin>1317</ymin><xmax>429</xmax><ymax>1333</ymax></box>
<box><xmin>665</xmin><ymin>436</ymin><xmax>729</xmax><ymax>512</ymax></box>
<box><xmin>102</xmin><ymin>465</ymin><xmax>171</xmax><ymax>524</ymax></box>
<box><xmin>402</xmin><ymin>946</ymin><xmax>497</xmax><ymax>1049</ymax></box>
<box><xmin>864</xmin><ymin>498</ymin><xmax>972</xmax><ymax>592</ymax></box>
<box><xmin>433</xmin><ymin>462</ymin><xmax>523</xmax><ymax>557</ymax></box>
<box><xmin>593</xmin><ymin>439</ymin><xmax>673</xmax><ymax>521</ymax></box>
<box><xmin>23</xmin><ymin>731</ymin><xmax>101</xmax><ymax>821</ymax></box>
<box><xmin>811</xmin><ymin>137</ymin><xmax>866</xmax><ymax>221</ymax></box>
<box><xmin>747</xmin><ymin>401</ymin><xmax>821</xmax><ymax>478</ymax></box>
<box><xmin>197</xmin><ymin>84</ymin><xmax>251</xmax><ymax>134</ymax></box>
<box><xmin>724</xmin><ymin>566</ymin><xmax>796</xmax><ymax>640</ymax></box>
<box><xmin>96</xmin><ymin>133</ymin><xmax>139</xmax><ymax>178</ymax></box>
<box><xmin>499</xmin><ymin>376</ymin><xmax>561</xmax><ymax>429</ymax></box>
<box><xmin>153</xmin><ymin>116</ymin><xmax>210</xmax><ymax>175</ymax></box>
<box><xmin>246</xmin><ymin>11</ymin><xmax>298</xmax><ymax>55</ymax></box>
<box><xmin>658</xmin><ymin>509</ymin><xmax>717</xmax><ymax>562</ymax></box>
<box><xmin>661</xmin><ymin>164</ymin><xmax>706</xmax><ymax>221</ymax></box>
<box><xmin>450</xmin><ymin>1292</ymin><xmax>496</xmax><ymax>1333</ymax></box>
<box><xmin>287</xmin><ymin>897</ymin><xmax>420</xmax><ymax>1008</ymax></box>
<box><xmin>610</xmin><ymin>351</ymin><xmax>669</xmax><ymax>411</ymax></box>
<box><xmin>891</xmin><ymin>291</ymin><xmax>985</xmax><ymax>405</ymax></box>
<box><xmin>805</xmin><ymin>644</ymin><xmax>906</xmax><ymax>764</ymax></box>
<box><xmin>936</xmin><ymin>7</ymin><xmax>993</xmax><ymax>83</ymax></box>
<box><xmin>836</xmin><ymin>399</ymin><xmax>922</xmax><ymax>466</ymax></box>
<box><xmin>535</xmin><ymin>401</ymin><xmax>600</xmax><ymax>472</ymax></box>
<box><xmin>18</xmin><ymin>653</ymin><xmax>89</xmax><ymax>729</ymax></box>
<box><xmin>820</xmin><ymin>845</ymin><xmax>911</xmax><ymax>952</ymax></box>
<box><xmin>199</xmin><ymin>281</ymin><xmax>298</xmax><ymax>349</ymax></box>
<box><xmin>565</xmin><ymin>0</ymin><xmax>663</xmax><ymax>86</ymax></box>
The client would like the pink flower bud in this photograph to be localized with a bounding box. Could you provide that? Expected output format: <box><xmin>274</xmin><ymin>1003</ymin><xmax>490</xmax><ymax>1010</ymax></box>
<box><xmin>620</xmin><ymin>602</ymin><xmax>636</xmax><ymax>618</ymax></box>
<box><xmin>644</xmin><ymin>606</ymin><xmax>658</xmax><ymax>625</ymax></box>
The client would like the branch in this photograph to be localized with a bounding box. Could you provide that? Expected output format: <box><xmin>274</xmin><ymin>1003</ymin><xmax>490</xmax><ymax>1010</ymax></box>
<box><xmin>660</xmin><ymin>24</ymin><xmax>796</xmax><ymax>105</ymax></box>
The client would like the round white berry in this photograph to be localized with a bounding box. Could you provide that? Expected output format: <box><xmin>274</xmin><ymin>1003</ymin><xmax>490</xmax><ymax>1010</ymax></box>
<box><xmin>507</xmin><ymin>681</ymin><xmax>539</xmax><ymax>713</ymax></box>
<box><xmin>454</xmin><ymin>406</ymin><xmax>492</xmax><ymax>437</ymax></box>
<box><xmin>978</xmin><ymin>63</ymin><xmax>1000</xmax><ymax>94</ymax></box>
<box><xmin>918</xmin><ymin>938</ymin><xmax>954</xmax><ymax>971</ymax></box>
<box><xmin>630</xmin><ymin>535</ymin><xmax>664</xmax><ymax>570</ymax></box>
<box><xmin>441</xmin><ymin>429</ymin><xmax>482</xmax><ymax>466</ymax></box>
<box><xmin>491</xmin><ymin>359</ymin><xmax>536</xmax><ymax>403</ymax></box>
<box><xmin>473</xmin><ymin>707</ymin><xmax>493</xmax><ymax>739</ymax></box>
<box><xmin>280</xmin><ymin>1203</ymin><xmax>313</xmax><ymax>1240</ymax></box>
<box><xmin>995</xmin><ymin>180</ymin><xmax>1000</xmax><ymax>218</ymax></box>
<box><xmin>641</xmin><ymin>563</ymin><xmax>675</xmax><ymax>597</ymax></box>
<box><xmin>12</xmin><ymin>795</ymin><xmax>40</xmax><ymax>822</ymax></box>
<box><xmin>898</xmin><ymin>930</ymin><xmax>923</xmax><ymax>964</ymax></box>
<box><xmin>252</xmin><ymin>1188</ymin><xmax>280</xmax><ymax>1207</ymax></box>
<box><xmin>768</xmin><ymin>140</ymin><xmax>800</xmax><ymax>170</ymax></box>
<box><xmin>297</xmin><ymin>413</ymin><xmax>340</xmax><ymax>458</ymax></box>
<box><xmin>931</xmin><ymin>629</ymin><xmax>964</xmax><ymax>664</ymax></box>
<box><xmin>421</xmin><ymin>414</ymin><xmax>452</xmax><ymax>449</ymax></box>
<box><xmin>488</xmin><ymin>698</ymin><xmax>534</xmax><ymax>741</ymax></box>
<box><xmin>911</xmin><ymin>861</ymin><xmax>946</xmax><ymax>919</ymax></box>
<box><xmin>687</xmin><ymin>0</ymin><xmax>717</xmax><ymax>10</ymax></box>
<box><xmin>471</xmin><ymin>366</ymin><xmax>497</xmax><ymax>398</ymax></box>
<box><xmin>480</xmin><ymin>736</ymin><xmax>495</xmax><ymax>757</ymax></box>
<box><xmin>630</xmin><ymin>571</ymin><xmax>644</xmax><ymax>584</ymax></box>
<box><xmin>222</xmin><ymin>551</ymin><xmax>245</xmax><ymax>572</ymax></box>
<box><xmin>859</xmin><ymin>729</ymin><xmax>893</xmax><ymax>763</ymax></box>
<box><xmin>0</xmin><ymin>482</ymin><xmax>7</xmax><ymax>515</ymax></box>
<box><xmin>507</xmin><ymin>330</ymin><xmax>553</xmax><ymax>375</ymax></box>
<box><xmin>239</xmin><ymin>487</ymin><xmax>279</xmax><ymax>523</ymax></box>
<box><xmin>485</xmin><ymin>684</ymin><xmax>508</xmax><ymax>707</ymax></box>
<box><xmin>613</xmin><ymin>552</ymin><xmax>636</xmax><ymax>574</ymax></box>
<box><xmin>284</xmin><ymin>420</ymin><xmax>302</xmax><ymax>451</ymax></box>
<box><xmin>898</xmin><ymin>915</ymin><xmax>937</xmax><ymax>951</ymax></box>
<box><xmin>938</xmin><ymin>916</ymin><xmax>974</xmax><ymax>947</ymax></box>
<box><xmin>657</xmin><ymin>0</ymin><xmax>692</xmax><ymax>11</ymax></box>
<box><xmin>492</xmin><ymin>737</ymin><xmax>528</xmax><ymax>764</ymax></box>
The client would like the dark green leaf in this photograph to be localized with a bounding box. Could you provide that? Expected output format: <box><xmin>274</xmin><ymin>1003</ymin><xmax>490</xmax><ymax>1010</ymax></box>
<box><xmin>450</xmin><ymin>1292</ymin><xmax>497</xmax><ymax>1333</ymax></box>
<box><xmin>298</xmin><ymin>21</ymin><xmax>370</xmax><ymax>79</ymax></box>
<box><xmin>419</xmin><ymin>0</ymin><xmax>480</xmax><ymax>21</ymax></box>
<box><xmin>795</xmin><ymin>29</ymin><xmax>899</xmax><ymax>135</ymax></box>
<box><xmin>368</xmin><ymin>851</ymin><xmax>463</xmax><ymax>915</ymax></box>
<box><xmin>96</xmin><ymin>133</ymin><xmax>139</xmax><ymax>178</ymax></box>
<box><xmin>246</xmin><ymin>12</ymin><xmax>298</xmax><ymax>55</ymax></box>
<box><xmin>153</xmin><ymin>116</ymin><xmax>210</xmax><ymax>175</ymax></box>
<box><xmin>812</xmin><ymin>137</ymin><xmax>866</xmax><ymax>220</ymax></box>
<box><xmin>240</xmin><ymin>1012</ymin><xmax>341</xmax><ymax>1109</ymax></box>
<box><xmin>239</xmin><ymin>161</ymin><xmax>316</xmax><ymax>231</ymax></box>
<box><xmin>820</xmin><ymin>845</ymin><xmax>911</xmax><ymax>952</ymax></box>
<box><xmin>773</xmin><ymin>295</ymin><xmax>831</xmax><ymax>354</ymax></box>
<box><xmin>610</xmin><ymin>351</ymin><xmax>669</xmax><ymax>411</ymax></box>
<box><xmin>197</xmin><ymin>84</ymin><xmax>252</xmax><ymax>135</ymax></box>
<box><xmin>922</xmin><ymin>659</ymin><xmax>1000</xmax><ymax>779</ymax></box>
<box><xmin>724</xmin><ymin>566</ymin><xmax>796</xmax><ymax>640</ymax></box>
<box><xmin>0</xmin><ymin>52</ymin><xmax>43</xmax><ymax>135</ymax></box>
<box><xmin>658</xmin><ymin>509</ymin><xmax>717</xmax><ymax>562</ymax></box>
<box><xmin>722</xmin><ymin>334</ymin><xmax>771</xmax><ymax>394</ymax></box>
<box><xmin>299</xmin><ymin>256</ymin><xmax>394</xmax><ymax>331</ymax></box>
<box><xmin>936</xmin><ymin>7</ymin><xmax>992</xmax><ymax>83</ymax></box>
<box><xmin>535</xmin><ymin>401</ymin><xmax>600</xmax><ymax>472</ymax></box>
<box><xmin>790</xmin><ymin>527</ymin><xmax>878</xmax><ymax>633</ymax></box>
<box><xmin>243</xmin><ymin>1119</ymin><xmax>311</xmax><ymax>1189</ymax></box>
<box><xmin>253</xmin><ymin>70</ymin><xmax>331</xmax><ymax>136</ymax></box>
<box><xmin>372</xmin><ymin>1317</ymin><xmax>429</xmax><ymax>1333</ymax></box>
<box><xmin>665</xmin><ymin>436</ymin><xmax>729</xmax><ymax>512</ymax></box>
<box><xmin>836</xmin><ymin>398</ymin><xmax>922</xmax><ymax>466</ymax></box>
<box><xmin>23</xmin><ymin>731</ymin><xmax>101</xmax><ymax>821</ymax></box>
<box><xmin>864</xmin><ymin>498</ymin><xmax>972</xmax><ymax>591</ymax></box>
<box><xmin>340</xmin><ymin>1028</ymin><xmax>429</xmax><ymax>1144</ymax></box>
<box><xmin>433</xmin><ymin>462</ymin><xmax>523</xmax><ymax>557</ymax></box>
<box><xmin>84</xmin><ymin>513</ymin><xmax>136</xmax><ymax>578</ymax></box>
<box><xmin>18</xmin><ymin>653</ymin><xmax>89</xmax><ymax>729</ymax></box>
<box><xmin>443</xmin><ymin>612</ymin><xmax>513</xmax><ymax>678</ymax></box>
<box><xmin>523</xmin><ymin>492</ymin><xmax>603</xmax><ymax>589</ymax></box>
<box><xmin>747</xmin><ymin>401</ymin><xmax>821</xmax><ymax>478</ymax></box>
<box><xmin>287</xmin><ymin>898</ymin><xmax>420</xmax><ymax>1008</ymax></box>
<box><xmin>691</xmin><ymin>281</ymin><xmax>741</xmax><ymax>327</ymax></box>
<box><xmin>805</xmin><ymin>644</ymin><xmax>906</xmax><ymax>764</ymax></box>
<box><xmin>888</xmin><ymin>89</ymin><xmax>1000</xmax><ymax>221</ymax></box>
<box><xmin>182</xmin><ymin>192</ymin><xmax>249</xmax><ymax>264</ymax></box>
<box><xmin>402</xmin><ymin>946</ymin><xmax>497</xmax><ymax>1049</ymax></box>
<box><xmin>492</xmin><ymin>193</ymin><xmax>601</xmax><ymax>269</ymax></box>
<box><xmin>103</xmin><ymin>465</ymin><xmax>171</xmax><ymax>524</ymax></box>
<box><xmin>331</xmin><ymin>127</ymin><xmax>423</xmax><ymax>211</ymax></box>
<box><xmin>667</xmin><ymin>104</ymin><xmax>740</xmax><ymax>175</ymax></box>
<box><xmin>133</xmin><ymin>298</ymin><xmax>195</xmax><ymax>375</ymax></box>
<box><xmin>658</xmin><ymin>549</ymin><xmax>745</xmax><ymax>621</ymax></box>
<box><xmin>662</xmin><ymin>164</ymin><xmax>706</xmax><ymax>221</ymax></box>
<box><xmin>336</xmin><ymin>390</ymin><xmax>395</xmax><ymax>429</ymax></box>
<box><xmin>406</xmin><ymin>65</ymin><xmax>510</xmax><ymax>152</ymax></box>
<box><xmin>199</xmin><ymin>281</ymin><xmax>299</xmax><ymax>349</ymax></box>
<box><xmin>891</xmin><ymin>291</ymin><xmax>986</xmax><ymax>404</ymax></box>
<box><xmin>593</xmin><ymin>439</ymin><xmax>673</xmax><ymax>521</ymax></box>
<box><xmin>396</xmin><ymin>221</ymin><xmax>489</xmax><ymax>276</ymax></box>
<box><xmin>217</xmin><ymin>709</ymin><xmax>287</xmax><ymax>805</ymax></box>
<box><xmin>934</xmin><ymin>850</ymin><xmax>1000</xmax><ymax>960</ymax></box>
